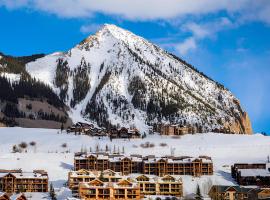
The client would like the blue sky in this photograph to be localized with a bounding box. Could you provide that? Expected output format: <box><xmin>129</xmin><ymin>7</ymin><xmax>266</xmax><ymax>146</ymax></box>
<box><xmin>0</xmin><ymin>0</ymin><xmax>270</xmax><ymax>133</ymax></box>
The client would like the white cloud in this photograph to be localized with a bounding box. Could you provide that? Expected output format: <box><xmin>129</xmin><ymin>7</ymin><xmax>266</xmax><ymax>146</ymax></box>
<box><xmin>80</xmin><ymin>24</ymin><xmax>102</xmax><ymax>34</ymax></box>
<box><xmin>174</xmin><ymin>17</ymin><xmax>234</xmax><ymax>55</ymax></box>
<box><xmin>183</xmin><ymin>17</ymin><xmax>234</xmax><ymax>39</ymax></box>
<box><xmin>1</xmin><ymin>0</ymin><xmax>270</xmax><ymax>25</ymax></box>
<box><xmin>182</xmin><ymin>23</ymin><xmax>210</xmax><ymax>39</ymax></box>
<box><xmin>175</xmin><ymin>37</ymin><xmax>197</xmax><ymax>55</ymax></box>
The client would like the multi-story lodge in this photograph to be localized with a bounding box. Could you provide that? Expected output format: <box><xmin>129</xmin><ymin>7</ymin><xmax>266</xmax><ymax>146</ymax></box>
<box><xmin>74</xmin><ymin>152</ymin><xmax>213</xmax><ymax>177</ymax></box>
<box><xmin>135</xmin><ymin>174</ymin><xmax>183</xmax><ymax>197</ymax></box>
<box><xmin>69</xmin><ymin>169</ymin><xmax>183</xmax><ymax>198</ymax></box>
<box><xmin>231</xmin><ymin>163</ymin><xmax>267</xmax><ymax>178</ymax></box>
<box><xmin>0</xmin><ymin>169</ymin><xmax>48</xmax><ymax>193</ymax></box>
<box><xmin>68</xmin><ymin>169</ymin><xmax>123</xmax><ymax>196</ymax></box>
<box><xmin>78</xmin><ymin>179</ymin><xmax>141</xmax><ymax>200</ymax></box>
<box><xmin>231</xmin><ymin>163</ymin><xmax>270</xmax><ymax>186</ymax></box>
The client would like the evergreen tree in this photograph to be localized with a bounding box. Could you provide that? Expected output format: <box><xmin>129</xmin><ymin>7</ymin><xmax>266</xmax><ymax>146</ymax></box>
<box><xmin>60</xmin><ymin>123</ymin><xmax>64</xmax><ymax>133</ymax></box>
<box><xmin>49</xmin><ymin>183</ymin><xmax>57</xmax><ymax>200</ymax></box>
<box><xmin>195</xmin><ymin>184</ymin><xmax>203</xmax><ymax>200</ymax></box>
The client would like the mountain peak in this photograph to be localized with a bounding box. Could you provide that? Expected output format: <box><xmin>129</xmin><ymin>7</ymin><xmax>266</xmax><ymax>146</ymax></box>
<box><xmin>79</xmin><ymin>24</ymin><xmax>133</xmax><ymax>46</ymax></box>
<box><xmin>26</xmin><ymin>24</ymin><xmax>253</xmax><ymax>135</ymax></box>
<box><xmin>98</xmin><ymin>24</ymin><xmax>135</xmax><ymax>41</ymax></box>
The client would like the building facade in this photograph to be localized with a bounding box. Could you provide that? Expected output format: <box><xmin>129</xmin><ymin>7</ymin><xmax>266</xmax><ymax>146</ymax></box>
<box><xmin>135</xmin><ymin>174</ymin><xmax>183</xmax><ymax>197</ymax></box>
<box><xmin>78</xmin><ymin>179</ymin><xmax>141</xmax><ymax>200</ymax></box>
<box><xmin>231</xmin><ymin>163</ymin><xmax>270</xmax><ymax>186</ymax></box>
<box><xmin>208</xmin><ymin>185</ymin><xmax>259</xmax><ymax>200</ymax></box>
<box><xmin>68</xmin><ymin>169</ymin><xmax>122</xmax><ymax>197</ymax></box>
<box><xmin>0</xmin><ymin>170</ymin><xmax>48</xmax><ymax>193</ymax></box>
<box><xmin>155</xmin><ymin>124</ymin><xmax>196</xmax><ymax>135</ymax></box>
<box><xmin>74</xmin><ymin>152</ymin><xmax>213</xmax><ymax>177</ymax></box>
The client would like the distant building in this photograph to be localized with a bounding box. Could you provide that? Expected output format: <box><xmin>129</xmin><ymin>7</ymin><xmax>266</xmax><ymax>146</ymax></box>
<box><xmin>231</xmin><ymin>163</ymin><xmax>266</xmax><ymax>178</ymax></box>
<box><xmin>108</xmin><ymin>127</ymin><xmax>141</xmax><ymax>139</ymax></box>
<box><xmin>208</xmin><ymin>185</ymin><xmax>260</xmax><ymax>200</ymax></box>
<box><xmin>0</xmin><ymin>169</ymin><xmax>48</xmax><ymax>193</ymax></box>
<box><xmin>155</xmin><ymin>123</ymin><xmax>197</xmax><ymax>135</ymax></box>
<box><xmin>67</xmin><ymin>122</ymin><xmax>94</xmax><ymax>134</ymax></box>
<box><xmin>232</xmin><ymin>163</ymin><xmax>270</xmax><ymax>186</ymax></box>
<box><xmin>74</xmin><ymin>152</ymin><xmax>213</xmax><ymax>177</ymax></box>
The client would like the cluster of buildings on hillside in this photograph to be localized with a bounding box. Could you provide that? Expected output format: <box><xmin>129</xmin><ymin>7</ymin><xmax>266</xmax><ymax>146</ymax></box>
<box><xmin>67</xmin><ymin>122</ymin><xmax>141</xmax><ymax>138</ymax></box>
<box><xmin>66</xmin><ymin>121</ymin><xmax>239</xmax><ymax>139</ymax></box>
<box><xmin>153</xmin><ymin>123</ymin><xmax>240</xmax><ymax>135</ymax></box>
<box><xmin>1</xmin><ymin>152</ymin><xmax>270</xmax><ymax>200</ymax></box>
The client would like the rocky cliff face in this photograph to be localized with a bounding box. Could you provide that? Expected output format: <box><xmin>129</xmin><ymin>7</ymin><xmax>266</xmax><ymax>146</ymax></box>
<box><xmin>26</xmin><ymin>24</ymin><xmax>253</xmax><ymax>134</ymax></box>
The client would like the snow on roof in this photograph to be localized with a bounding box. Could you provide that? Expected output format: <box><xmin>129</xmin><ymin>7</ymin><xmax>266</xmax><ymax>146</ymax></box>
<box><xmin>239</xmin><ymin>168</ymin><xmax>270</xmax><ymax>177</ymax></box>
<box><xmin>0</xmin><ymin>171</ymin><xmax>48</xmax><ymax>179</ymax></box>
<box><xmin>0</xmin><ymin>192</ymin><xmax>7</xmax><ymax>197</ymax></box>
<box><xmin>75</xmin><ymin>152</ymin><xmax>212</xmax><ymax>163</ymax></box>
<box><xmin>10</xmin><ymin>193</ymin><xmax>24</xmax><ymax>200</ymax></box>
<box><xmin>79</xmin><ymin>179</ymin><xmax>139</xmax><ymax>189</ymax></box>
<box><xmin>69</xmin><ymin>170</ymin><xmax>122</xmax><ymax>178</ymax></box>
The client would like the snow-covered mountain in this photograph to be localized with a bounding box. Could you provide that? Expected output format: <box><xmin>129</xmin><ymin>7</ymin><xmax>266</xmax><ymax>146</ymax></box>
<box><xmin>26</xmin><ymin>24</ymin><xmax>252</xmax><ymax>134</ymax></box>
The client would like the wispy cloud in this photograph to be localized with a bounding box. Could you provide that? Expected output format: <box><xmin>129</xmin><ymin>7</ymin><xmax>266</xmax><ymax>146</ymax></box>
<box><xmin>173</xmin><ymin>17</ymin><xmax>235</xmax><ymax>55</ymax></box>
<box><xmin>1</xmin><ymin>0</ymin><xmax>270</xmax><ymax>25</ymax></box>
<box><xmin>175</xmin><ymin>37</ymin><xmax>197</xmax><ymax>55</ymax></box>
<box><xmin>80</xmin><ymin>23</ymin><xmax>102</xmax><ymax>34</ymax></box>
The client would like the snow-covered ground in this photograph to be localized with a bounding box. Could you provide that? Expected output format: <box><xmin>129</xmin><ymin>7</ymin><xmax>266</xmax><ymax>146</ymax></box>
<box><xmin>0</xmin><ymin>128</ymin><xmax>269</xmax><ymax>199</ymax></box>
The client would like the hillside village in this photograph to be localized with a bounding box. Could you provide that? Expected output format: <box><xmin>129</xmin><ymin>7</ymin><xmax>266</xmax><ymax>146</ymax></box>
<box><xmin>0</xmin><ymin>127</ymin><xmax>270</xmax><ymax>200</ymax></box>
<box><xmin>0</xmin><ymin>21</ymin><xmax>268</xmax><ymax>200</ymax></box>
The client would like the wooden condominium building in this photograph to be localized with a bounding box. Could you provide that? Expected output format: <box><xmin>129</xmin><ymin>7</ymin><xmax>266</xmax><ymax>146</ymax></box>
<box><xmin>74</xmin><ymin>152</ymin><xmax>213</xmax><ymax>177</ymax></box>
<box><xmin>79</xmin><ymin>179</ymin><xmax>141</xmax><ymax>200</ymax></box>
<box><xmin>154</xmin><ymin>124</ymin><xmax>197</xmax><ymax>135</ymax></box>
<box><xmin>135</xmin><ymin>174</ymin><xmax>183</xmax><ymax>198</ymax></box>
<box><xmin>69</xmin><ymin>169</ymin><xmax>183</xmax><ymax>198</ymax></box>
<box><xmin>208</xmin><ymin>185</ymin><xmax>270</xmax><ymax>200</ymax></box>
<box><xmin>109</xmin><ymin>127</ymin><xmax>141</xmax><ymax>139</ymax></box>
<box><xmin>0</xmin><ymin>169</ymin><xmax>48</xmax><ymax>194</ymax></box>
<box><xmin>231</xmin><ymin>163</ymin><xmax>270</xmax><ymax>186</ymax></box>
<box><xmin>68</xmin><ymin>169</ymin><xmax>122</xmax><ymax>197</ymax></box>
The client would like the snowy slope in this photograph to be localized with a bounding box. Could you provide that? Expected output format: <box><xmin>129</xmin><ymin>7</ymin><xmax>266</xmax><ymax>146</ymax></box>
<box><xmin>0</xmin><ymin>128</ymin><xmax>269</xmax><ymax>199</ymax></box>
<box><xmin>26</xmin><ymin>24</ymin><xmax>252</xmax><ymax>134</ymax></box>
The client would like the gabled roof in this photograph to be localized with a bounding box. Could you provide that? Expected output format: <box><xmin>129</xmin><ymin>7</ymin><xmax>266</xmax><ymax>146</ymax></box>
<box><xmin>117</xmin><ymin>179</ymin><xmax>132</xmax><ymax>186</ymax></box>
<box><xmin>0</xmin><ymin>172</ymin><xmax>16</xmax><ymax>178</ymax></box>
<box><xmin>77</xmin><ymin>169</ymin><xmax>90</xmax><ymax>175</ymax></box>
<box><xmin>10</xmin><ymin>193</ymin><xmax>27</xmax><ymax>200</ymax></box>
<box><xmin>0</xmin><ymin>192</ymin><xmax>10</xmax><ymax>199</ymax></box>
<box><xmin>88</xmin><ymin>179</ymin><xmax>104</xmax><ymax>186</ymax></box>
<box><xmin>161</xmin><ymin>175</ymin><xmax>176</xmax><ymax>181</ymax></box>
<box><xmin>136</xmin><ymin>174</ymin><xmax>150</xmax><ymax>181</ymax></box>
<box><xmin>209</xmin><ymin>185</ymin><xmax>255</xmax><ymax>194</ymax></box>
<box><xmin>103</xmin><ymin>169</ymin><xmax>116</xmax><ymax>176</ymax></box>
